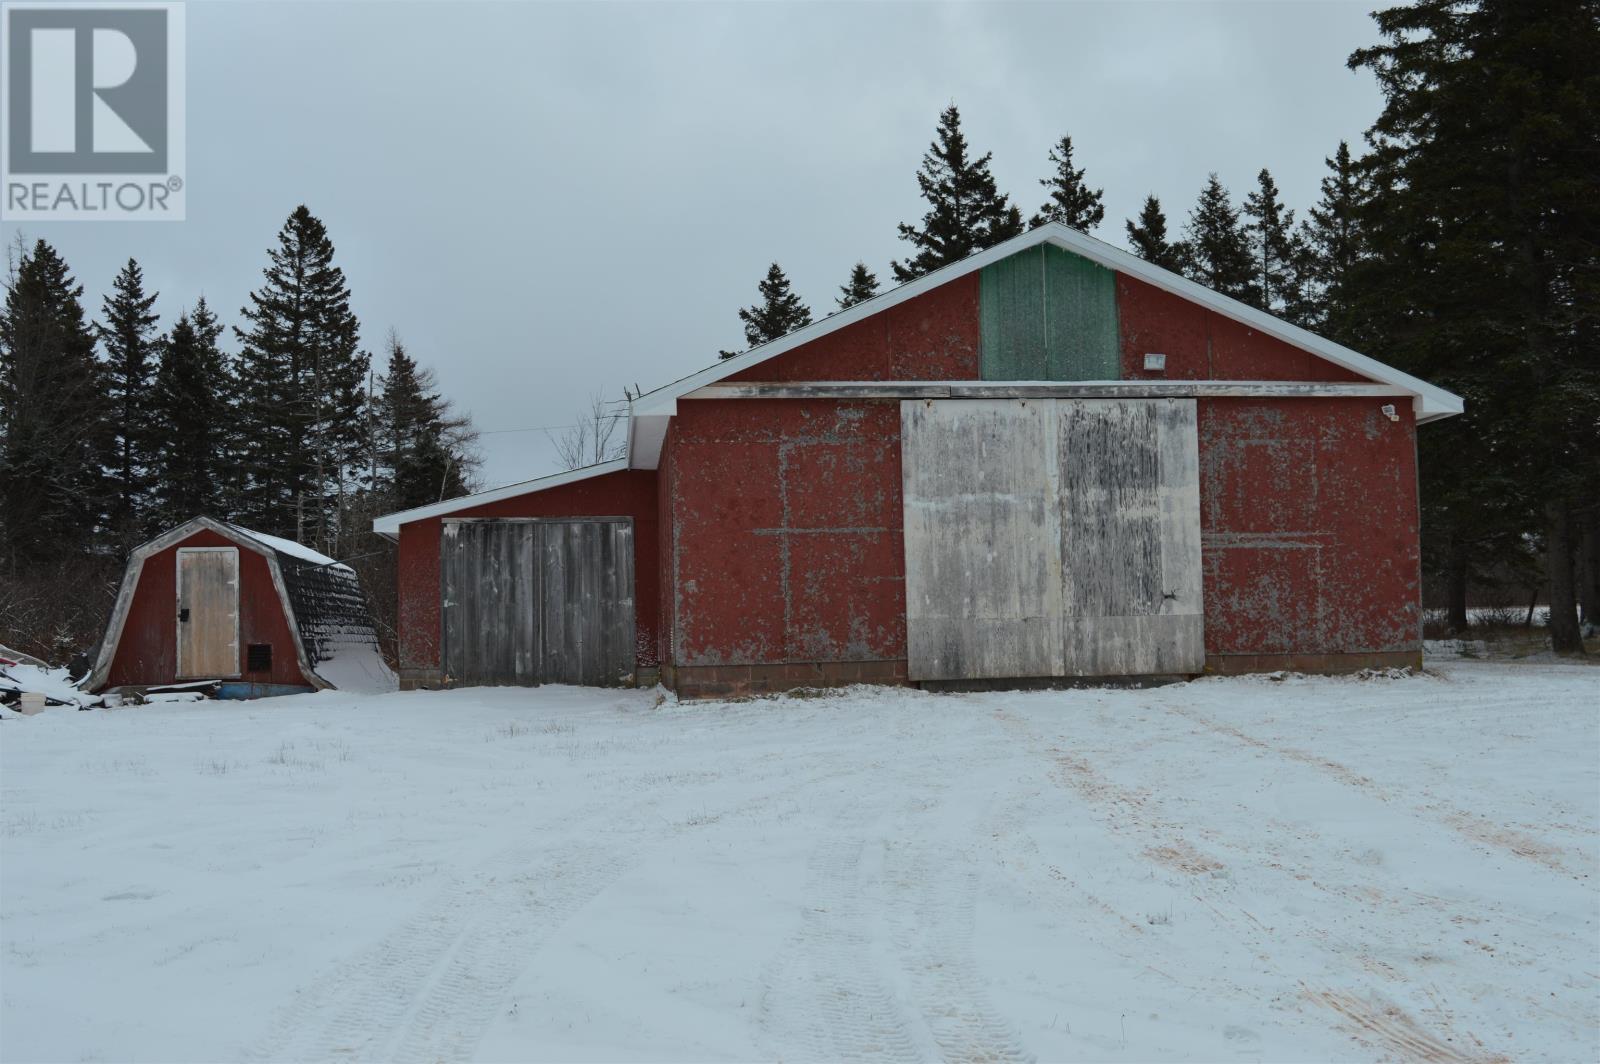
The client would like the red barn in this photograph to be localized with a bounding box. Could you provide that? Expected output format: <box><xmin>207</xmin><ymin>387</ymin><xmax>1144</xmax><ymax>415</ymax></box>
<box><xmin>375</xmin><ymin>224</ymin><xmax>1462</xmax><ymax>698</ymax></box>
<box><xmin>87</xmin><ymin>517</ymin><xmax>394</xmax><ymax>697</ymax></box>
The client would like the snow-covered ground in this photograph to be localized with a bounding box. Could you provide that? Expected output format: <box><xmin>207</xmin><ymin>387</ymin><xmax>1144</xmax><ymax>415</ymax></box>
<box><xmin>2</xmin><ymin>660</ymin><xmax>1596</xmax><ymax>1063</ymax></box>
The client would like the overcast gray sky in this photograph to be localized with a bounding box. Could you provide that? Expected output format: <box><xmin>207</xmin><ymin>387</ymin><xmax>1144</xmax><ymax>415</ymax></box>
<box><xmin>2</xmin><ymin>0</ymin><xmax>1386</xmax><ymax>489</ymax></box>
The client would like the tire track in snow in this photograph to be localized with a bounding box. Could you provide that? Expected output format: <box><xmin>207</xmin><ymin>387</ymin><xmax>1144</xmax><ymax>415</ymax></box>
<box><xmin>757</xmin><ymin>831</ymin><xmax>930</xmax><ymax>1062</ymax></box>
<box><xmin>886</xmin><ymin>846</ymin><xmax>1034</xmax><ymax>1064</ymax></box>
<box><xmin>1157</xmin><ymin>702</ymin><xmax>1578</xmax><ymax>874</ymax></box>
<box><xmin>249</xmin><ymin>838</ymin><xmax>626</xmax><ymax>1063</ymax></box>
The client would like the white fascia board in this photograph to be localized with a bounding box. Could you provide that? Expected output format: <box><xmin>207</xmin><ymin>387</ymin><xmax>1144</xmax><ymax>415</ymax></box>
<box><xmin>1043</xmin><ymin>226</ymin><xmax>1465</xmax><ymax>420</ymax></box>
<box><xmin>371</xmin><ymin>458</ymin><xmax>631</xmax><ymax>535</ymax></box>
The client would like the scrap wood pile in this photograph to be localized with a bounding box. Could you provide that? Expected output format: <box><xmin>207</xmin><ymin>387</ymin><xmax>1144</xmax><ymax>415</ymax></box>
<box><xmin>0</xmin><ymin>649</ymin><xmax>217</xmax><ymax>717</ymax></box>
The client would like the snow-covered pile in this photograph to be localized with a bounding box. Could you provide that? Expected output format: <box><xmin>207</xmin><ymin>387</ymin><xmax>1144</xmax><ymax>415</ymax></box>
<box><xmin>0</xmin><ymin>663</ymin><xmax>95</xmax><ymax>709</ymax></box>
<box><xmin>1</xmin><ymin>661</ymin><xmax>1596</xmax><ymax>1062</ymax></box>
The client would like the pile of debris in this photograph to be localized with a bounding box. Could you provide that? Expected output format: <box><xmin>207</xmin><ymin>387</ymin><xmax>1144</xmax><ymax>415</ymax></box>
<box><xmin>2</xmin><ymin>646</ymin><xmax>217</xmax><ymax>716</ymax></box>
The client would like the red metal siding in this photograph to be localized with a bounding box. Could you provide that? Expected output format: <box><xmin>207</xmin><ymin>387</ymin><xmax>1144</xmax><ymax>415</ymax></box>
<box><xmin>106</xmin><ymin>529</ymin><xmax>309</xmax><ymax>687</ymax></box>
<box><xmin>667</xmin><ymin>398</ymin><xmax>905</xmax><ymax>667</ymax></box>
<box><xmin>395</xmin><ymin>469</ymin><xmax>660</xmax><ymax>675</ymax></box>
<box><xmin>1117</xmin><ymin>274</ymin><xmax>1368</xmax><ymax>383</ymax></box>
<box><xmin>1198</xmin><ymin>398</ymin><xmax>1422</xmax><ymax>657</ymax></box>
<box><xmin>725</xmin><ymin>275</ymin><xmax>980</xmax><ymax>383</ymax></box>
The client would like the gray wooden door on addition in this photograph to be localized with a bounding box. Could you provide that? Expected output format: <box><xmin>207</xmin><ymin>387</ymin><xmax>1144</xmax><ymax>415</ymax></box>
<box><xmin>440</xmin><ymin>518</ymin><xmax>635</xmax><ymax>687</ymax></box>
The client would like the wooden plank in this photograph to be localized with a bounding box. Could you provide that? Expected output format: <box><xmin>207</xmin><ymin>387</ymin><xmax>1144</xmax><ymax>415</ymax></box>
<box><xmin>538</xmin><ymin>520</ymin><xmax>635</xmax><ymax>685</ymax></box>
<box><xmin>901</xmin><ymin>398</ymin><xmax>1063</xmax><ymax>681</ymax></box>
<box><xmin>686</xmin><ymin>381</ymin><xmax>1410</xmax><ymax>400</ymax></box>
<box><xmin>1057</xmin><ymin>398</ymin><xmax>1204</xmax><ymax>675</ymax></box>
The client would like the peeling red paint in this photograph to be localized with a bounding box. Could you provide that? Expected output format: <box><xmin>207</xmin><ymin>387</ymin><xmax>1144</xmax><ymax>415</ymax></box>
<box><xmin>1117</xmin><ymin>275</ymin><xmax>1366</xmax><ymax>383</ymax></box>
<box><xmin>1198</xmin><ymin>398</ymin><xmax>1421</xmax><ymax>657</ymax></box>
<box><xmin>666</xmin><ymin>399</ymin><xmax>905</xmax><ymax>667</ymax></box>
<box><xmin>725</xmin><ymin>275</ymin><xmax>980</xmax><ymax>382</ymax></box>
<box><xmin>107</xmin><ymin>529</ymin><xmax>309</xmax><ymax>688</ymax></box>
<box><xmin>396</xmin><ymin>469</ymin><xmax>659</xmax><ymax>676</ymax></box>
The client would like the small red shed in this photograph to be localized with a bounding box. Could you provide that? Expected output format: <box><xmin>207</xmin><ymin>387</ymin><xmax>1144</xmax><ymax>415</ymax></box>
<box><xmin>376</xmin><ymin>224</ymin><xmax>1464</xmax><ymax>698</ymax></box>
<box><xmin>87</xmin><ymin>517</ymin><xmax>394</xmax><ymax>696</ymax></box>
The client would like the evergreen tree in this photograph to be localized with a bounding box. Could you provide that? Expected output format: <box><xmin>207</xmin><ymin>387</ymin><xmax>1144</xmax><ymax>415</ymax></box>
<box><xmin>96</xmin><ymin>258</ymin><xmax>161</xmax><ymax>546</ymax></box>
<box><xmin>1179</xmin><ymin>174</ymin><xmax>1259</xmax><ymax>304</ymax></box>
<box><xmin>1350</xmin><ymin>0</ymin><xmax>1600</xmax><ymax>651</ymax></box>
<box><xmin>150</xmin><ymin>298</ymin><xmax>234</xmax><ymax>527</ymax></box>
<box><xmin>1029</xmin><ymin>135</ymin><xmax>1105</xmax><ymax>231</ymax></box>
<box><xmin>374</xmin><ymin>334</ymin><xmax>473</xmax><ymax>510</ymax></box>
<box><xmin>837</xmin><ymin>262</ymin><xmax>880</xmax><ymax>310</ymax></box>
<box><xmin>725</xmin><ymin>263</ymin><xmax>812</xmax><ymax>356</ymax></box>
<box><xmin>1242</xmin><ymin>169</ymin><xmax>1306</xmax><ymax>318</ymax></box>
<box><xmin>892</xmin><ymin>105</ymin><xmax>1024</xmax><ymax>282</ymax></box>
<box><xmin>0</xmin><ymin>240</ymin><xmax>109</xmax><ymax>568</ymax></box>
<box><xmin>1297</xmin><ymin>141</ymin><xmax>1369</xmax><ymax>343</ymax></box>
<box><xmin>1125</xmin><ymin>194</ymin><xmax>1184</xmax><ymax>272</ymax></box>
<box><xmin>234</xmin><ymin>206</ymin><xmax>369</xmax><ymax>551</ymax></box>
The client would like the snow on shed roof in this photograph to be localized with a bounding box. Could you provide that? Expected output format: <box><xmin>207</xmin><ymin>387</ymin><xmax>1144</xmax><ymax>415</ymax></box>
<box><xmin>225</xmin><ymin>524</ymin><xmax>350</xmax><ymax>572</ymax></box>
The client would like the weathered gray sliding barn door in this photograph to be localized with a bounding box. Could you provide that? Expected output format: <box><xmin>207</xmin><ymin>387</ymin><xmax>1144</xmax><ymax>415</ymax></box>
<box><xmin>1057</xmin><ymin>399</ymin><xmax>1203</xmax><ymax>676</ymax></box>
<box><xmin>901</xmin><ymin>399</ymin><xmax>1063</xmax><ymax>681</ymax></box>
<box><xmin>441</xmin><ymin>518</ymin><xmax>634</xmax><ymax>686</ymax></box>
<box><xmin>901</xmin><ymin>398</ymin><xmax>1202</xmax><ymax>681</ymax></box>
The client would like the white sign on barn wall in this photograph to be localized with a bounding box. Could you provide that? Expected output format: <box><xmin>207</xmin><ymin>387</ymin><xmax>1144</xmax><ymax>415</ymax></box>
<box><xmin>901</xmin><ymin>397</ymin><xmax>1204</xmax><ymax>681</ymax></box>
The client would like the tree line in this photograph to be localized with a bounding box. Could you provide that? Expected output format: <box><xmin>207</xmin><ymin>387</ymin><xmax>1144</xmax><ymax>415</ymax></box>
<box><xmin>0</xmin><ymin>205</ymin><xmax>479</xmax><ymax>661</ymax></box>
<box><xmin>723</xmin><ymin>0</ymin><xmax>1599</xmax><ymax>653</ymax></box>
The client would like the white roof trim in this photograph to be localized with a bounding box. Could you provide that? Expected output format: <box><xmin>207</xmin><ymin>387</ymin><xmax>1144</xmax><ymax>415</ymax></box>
<box><xmin>371</xmin><ymin>458</ymin><xmax>631</xmax><ymax>534</ymax></box>
<box><xmin>625</xmin><ymin>222</ymin><xmax>1463</xmax><ymax>469</ymax></box>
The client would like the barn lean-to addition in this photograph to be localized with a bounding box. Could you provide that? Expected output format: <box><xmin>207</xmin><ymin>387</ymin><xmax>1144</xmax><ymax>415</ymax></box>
<box><xmin>87</xmin><ymin>517</ymin><xmax>394</xmax><ymax>697</ymax></box>
<box><xmin>375</xmin><ymin>224</ymin><xmax>1463</xmax><ymax>698</ymax></box>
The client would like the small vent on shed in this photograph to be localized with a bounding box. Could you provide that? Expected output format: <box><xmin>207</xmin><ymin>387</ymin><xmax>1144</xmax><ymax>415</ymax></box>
<box><xmin>247</xmin><ymin>643</ymin><xmax>272</xmax><ymax>672</ymax></box>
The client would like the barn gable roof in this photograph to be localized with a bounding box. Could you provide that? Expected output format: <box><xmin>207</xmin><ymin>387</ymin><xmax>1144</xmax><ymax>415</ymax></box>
<box><xmin>624</xmin><ymin>222</ymin><xmax>1463</xmax><ymax>467</ymax></box>
<box><xmin>86</xmin><ymin>517</ymin><xmax>390</xmax><ymax>693</ymax></box>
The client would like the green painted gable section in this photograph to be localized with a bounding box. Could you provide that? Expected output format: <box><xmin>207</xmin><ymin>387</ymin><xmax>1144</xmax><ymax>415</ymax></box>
<box><xmin>979</xmin><ymin>244</ymin><xmax>1120</xmax><ymax>380</ymax></box>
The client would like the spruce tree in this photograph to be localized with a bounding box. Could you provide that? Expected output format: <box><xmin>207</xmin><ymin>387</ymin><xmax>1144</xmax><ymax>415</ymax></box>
<box><xmin>1297</xmin><ymin>142</ymin><xmax>1369</xmax><ymax>343</ymax></box>
<box><xmin>1029</xmin><ymin>135</ymin><xmax>1104</xmax><ymax>232</ymax></box>
<box><xmin>730</xmin><ymin>263</ymin><xmax>812</xmax><ymax>353</ymax></box>
<box><xmin>0</xmin><ymin>240</ymin><xmax>110</xmax><ymax>568</ymax></box>
<box><xmin>1125</xmin><ymin>194</ymin><xmax>1184</xmax><ymax>272</ymax></box>
<box><xmin>1180</xmin><ymin>174</ymin><xmax>1259</xmax><ymax>304</ymax></box>
<box><xmin>837</xmin><ymin>262</ymin><xmax>880</xmax><ymax>310</ymax></box>
<box><xmin>96</xmin><ymin>258</ymin><xmax>161</xmax><ymax>546</ymax></box>
<box><xmin>234</xmin><ymin>206</ymin><xmax>368</xmax><ymax>550</ymax></box>
<box><xmin>375</xmin><ymin>333</ymin><xmax>472</xmax><ymax>509</ymax></box>
<box><xmin>150</xmin><ymin>299</ymin><xmax>234</xmax><ymax>527</ymax></box>
<box><xmin>1242</xmin><ymin>169</ymin><xmax>1306</xmax><ymax>318</ymax></box>
<box><xmin>892</xmin><ymin>105</ymin><xmax>1025</xmax><ymax>282</ymax></box>
<box><xmin>1350</xmin><ymin>0</ymin><xmax>1600</xmax><ymax>651</ymax></box>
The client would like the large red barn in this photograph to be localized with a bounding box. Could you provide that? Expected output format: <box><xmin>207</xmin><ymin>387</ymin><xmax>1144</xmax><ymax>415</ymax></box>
<box><xmin>375</xmin><ymin>225</ymin><xmax>1462</xmax><ymax>698</ymax></box>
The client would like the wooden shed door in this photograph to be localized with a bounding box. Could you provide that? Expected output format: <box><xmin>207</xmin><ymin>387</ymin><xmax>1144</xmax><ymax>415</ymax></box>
<box><xmin>440</xmin><ymin>518</ymin><xmax>635</xmax><ymax>687</ymax></box>
<box><xmin>176</xmin><ymin>547</ymin><xmax>240</xmax><ymax>679</ymax></box>
<box><xmin>902</xmin><ymin>398</ymin><xmax>1203</xmax><ymax>681</ymax></box>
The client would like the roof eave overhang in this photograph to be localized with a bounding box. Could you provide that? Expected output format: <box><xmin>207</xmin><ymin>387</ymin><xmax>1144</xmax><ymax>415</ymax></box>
<box><xmin>371</xmin><ymin>457</ymin><xmax>632</xmax><ymax>535</ymax></box>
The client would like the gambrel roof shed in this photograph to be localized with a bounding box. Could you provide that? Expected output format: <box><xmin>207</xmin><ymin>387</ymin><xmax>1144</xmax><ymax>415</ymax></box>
<box><xmin>88</xmin><ymin>517</ymin><xmax>395</xmax><ymax>695</ymax></box>
<box><xmin>377</xmin><ymin>223</ymin><xmax>1462</xmax><ymax>697</ymax></box>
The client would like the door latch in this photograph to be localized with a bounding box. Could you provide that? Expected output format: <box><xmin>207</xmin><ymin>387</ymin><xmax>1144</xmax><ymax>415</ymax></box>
<box><xmin>179</xmin><ymin>608</ymin><xmax>190</xmax><ymax>622</ymax></box>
